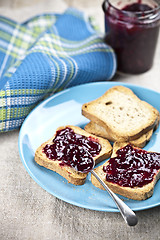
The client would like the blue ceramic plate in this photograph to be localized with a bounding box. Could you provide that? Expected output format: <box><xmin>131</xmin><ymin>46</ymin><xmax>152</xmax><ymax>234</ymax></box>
<box><xmin>18</xmin><ymin>82</ymin><xmax>160</xmax><ymax>212</ymax></box>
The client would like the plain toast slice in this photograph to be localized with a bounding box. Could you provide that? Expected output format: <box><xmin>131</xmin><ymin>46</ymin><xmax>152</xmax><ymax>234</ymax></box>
<box><xmin>91</xmin><ymin>142</ymin><xmax>160</xmax><ymax>200</ymax></box>
<box><xmin>85</xmin><ymin>121</ymin><xmax>153</xmax><ymax>148</ymax></box>
<box><xmin>82</xmin><ymin>86</ymin><xmax>159</xmax><ymax>142</ymax></box>
<box><xmin>35</xmin><ymin>125</ymin><xmax>112</xmax><ymax>185</ymax></box>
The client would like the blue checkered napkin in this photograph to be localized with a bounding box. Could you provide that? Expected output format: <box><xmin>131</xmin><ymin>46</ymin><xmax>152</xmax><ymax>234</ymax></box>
<box><xmin>0</xmin><ymin>8</ymin><xmax>117</xmax><ymax>132</ymax></box>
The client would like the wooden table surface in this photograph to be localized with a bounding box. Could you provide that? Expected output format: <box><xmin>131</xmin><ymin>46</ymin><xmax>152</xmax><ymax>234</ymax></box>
<box><xmin>0</xmin><ymin>0</ymin><xmax>160</xmax><ymax>239</ymax></box>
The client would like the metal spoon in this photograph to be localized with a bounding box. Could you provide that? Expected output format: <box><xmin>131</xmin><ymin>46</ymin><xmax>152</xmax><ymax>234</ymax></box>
<box><xmin>91</xmin><ymin>169</ymin><xmax>138</xmax><ymax>226</ymax></box>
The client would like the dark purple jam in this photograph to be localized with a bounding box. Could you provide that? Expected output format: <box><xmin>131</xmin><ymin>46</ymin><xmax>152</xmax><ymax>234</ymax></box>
<box><xmin>103</xmin><ymin>144</ymin><xmax>160</xmax><ymax>188</ymax></box>
<box><xmin>43</xmin><ymin>127</ymin><xmax>101</xmax><ymax>173</ymax></box>
<box><xmin>122</xmin><ymin>3</ymin><xmax>152</xmax><ymax>12</ymax></box>
<box><xmin>103</xmin><ymin>0</ymin><xmax>160</xmax><ymax>74</ymax></box>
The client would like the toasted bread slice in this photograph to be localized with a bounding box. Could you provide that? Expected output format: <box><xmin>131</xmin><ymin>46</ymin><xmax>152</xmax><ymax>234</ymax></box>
<box><xmin>85</xmin><ymin>121</ymin><xmax>153</xmax><ymax>148</ymax></box>
<box><xmin>91</xmin><ymin>142</ymin><xmax>160</xmax><ymax>200</ymax></box>
<box><xmin>82</xmin><ymin>86</ymin><xmax>159</xmax><ymax>142</ymax></box>
<box><xmin>35</xmin><ymin>125</ymin><xmax>112</xmax><ymax>185</ymax></box>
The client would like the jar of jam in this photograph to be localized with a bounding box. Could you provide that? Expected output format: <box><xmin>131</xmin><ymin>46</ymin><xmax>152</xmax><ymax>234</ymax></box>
<box><xmin>102</xmin><ymin>0</ymin><xmax>160</xmax><ymax>74</ymax></box>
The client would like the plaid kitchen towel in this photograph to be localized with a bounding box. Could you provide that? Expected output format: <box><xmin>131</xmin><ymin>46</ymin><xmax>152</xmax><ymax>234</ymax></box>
<box><xmin>0</xmin><ymin>8</ymin><xmax>116</xmax><ymax>132</ymax></box>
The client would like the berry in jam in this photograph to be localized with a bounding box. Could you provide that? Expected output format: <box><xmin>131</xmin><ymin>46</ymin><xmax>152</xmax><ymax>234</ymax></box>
<box><xmin>103</xmin><ymin>144</ymin><xmax>160</xmax><ymax>188</ymax></box>
<box><xmin>43</xmin><ymin>127</ymin><xmax>101</xmax><ymax>173</ymax></box>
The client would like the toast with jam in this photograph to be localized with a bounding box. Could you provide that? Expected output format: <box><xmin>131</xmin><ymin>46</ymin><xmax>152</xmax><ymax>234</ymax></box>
<box><xmin>82</xmin><ymin>86</ymin><xmax>159</xmax><ymax>143</ymax></box>
<box><xmin>35</xmin><ymin>125</ymin><xmax>112</xmax><ymax>185</ymax></box>
<box><xmin>91</xmin><ymin>142</ymin><xmax>160</xmax><ymax>200</ymax></box>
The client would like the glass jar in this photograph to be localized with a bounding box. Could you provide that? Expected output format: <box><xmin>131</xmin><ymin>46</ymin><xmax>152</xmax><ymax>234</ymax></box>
<box><xmin>102</xmin><ymin>0</ymin><xmax>160</xmax><ymax>74</ymax></box>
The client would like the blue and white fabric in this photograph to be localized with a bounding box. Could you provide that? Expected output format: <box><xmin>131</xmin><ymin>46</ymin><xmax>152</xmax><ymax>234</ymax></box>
<box><xmin>0</xmin><ymin>8</ymin><xmax>116</xmax><ymax>132</ymax></box>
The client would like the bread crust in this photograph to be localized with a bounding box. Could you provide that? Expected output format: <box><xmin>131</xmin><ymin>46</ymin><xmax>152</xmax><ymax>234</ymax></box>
<box><xmin>82</xmin><ymin>86</ymin><xmax>159</xmax><ymax>142</ymax></box>
<box><xmin>85</xmin><ymin>121</ymin><xmax>154</xmax><ymax>148</ymax></box>
<box><xmin>91</xmin><ymin>142</ymin><xmax>160</xmax><ymax>200</ymax></box>
<box><xmin>35</xmin><ymin>125</ymin><xmax>112</xmax><ymax>185</ymax></box>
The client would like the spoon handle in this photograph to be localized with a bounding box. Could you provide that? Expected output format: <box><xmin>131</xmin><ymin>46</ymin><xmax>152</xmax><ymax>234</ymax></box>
<box><xmin>91</xmin><ymin>170</ymin><xmax>138</xmax><ymax>226</ymax></box>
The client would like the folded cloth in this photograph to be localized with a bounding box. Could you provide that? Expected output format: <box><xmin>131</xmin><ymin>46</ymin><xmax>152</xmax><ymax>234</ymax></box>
<box><xmin>0</xmin><ymin>8</ymin><xmax>116</xmax><ymax>132</ymax></box>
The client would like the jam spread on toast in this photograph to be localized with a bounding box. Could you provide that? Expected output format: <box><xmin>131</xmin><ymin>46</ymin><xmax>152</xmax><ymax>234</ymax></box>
<box><xmin>103</xmin><ymin>144</ymin><xmax>160</xmax><ymax>188</ymax></box>
<box><xmin>43</xmin><ymin>127</ymin><xmax>101</xmax><ymax>173</ymax></box>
